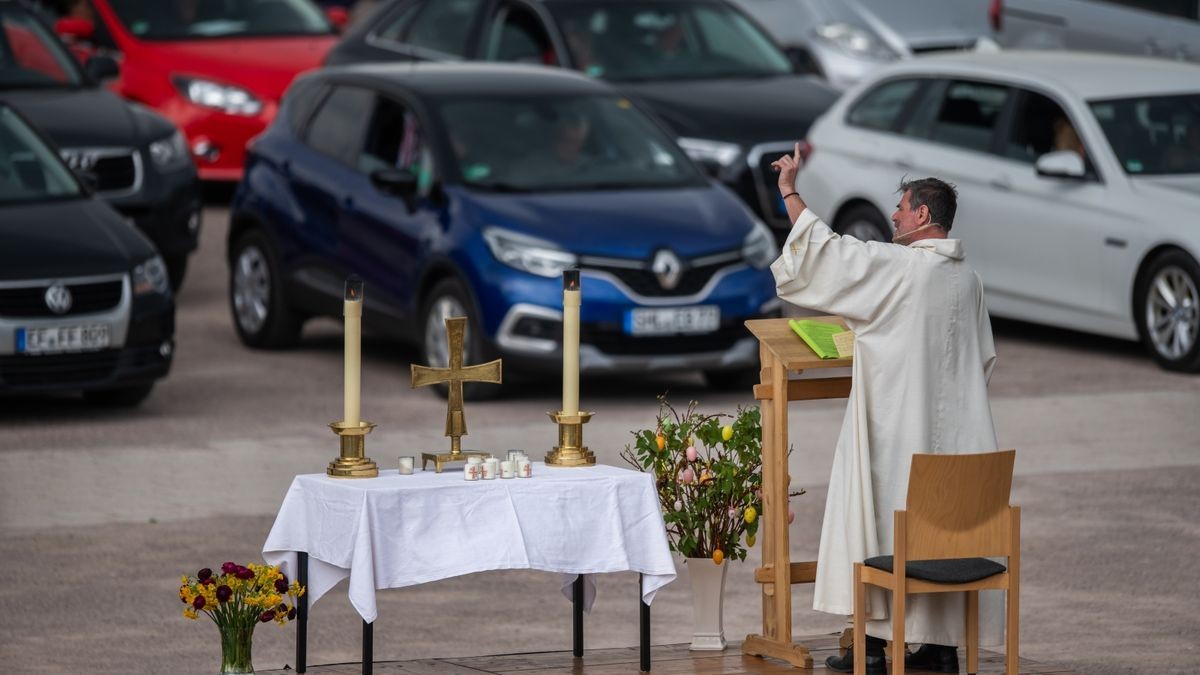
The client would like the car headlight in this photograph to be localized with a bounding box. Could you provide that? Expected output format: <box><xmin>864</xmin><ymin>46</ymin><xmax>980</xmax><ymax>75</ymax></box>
<box><xmin>814</xmin><ymin>22</ymin><xmax>899</xmax><ymax>61</ymax></box>
<box><xmin>483</xmin><ymin>227</ymin><xmax>578</xmax><ymax>278</ymax></box>
<box><xmin>174</xmin><ymin>76</ymin><xmax>263</xmax><ymax>116</ymax></box>
<box><xmin>133</xmin><ymin>255</ymin><xmax>170</xmax><ymax>296</ymax></box>
<box><xmin>742</xmin><ymin>219</ymin><xmax>776</xmax><ymax>270</ymax></box>
<box><xmin>677</xmin><ymin>137</ymin><xmax>742</xmax><ymax>169</ymax></box>
<box><xmin>148</xmin><ymin>130</ymin><xmax>190</xmax><ymax>170</ymax></box>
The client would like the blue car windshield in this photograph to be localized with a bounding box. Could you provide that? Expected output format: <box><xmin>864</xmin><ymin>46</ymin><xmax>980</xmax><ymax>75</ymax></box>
<box><xmin>1090</xmin><ymin>94</ymin><xmax>1200</xmax><ymax>175</ymax></box>
<box><xmin>546</xmin><ymin>0</ymin><xmax>792</xmax><ymax>81</ymax></box>
<box><xmin>0</xmin><ymin>107</ymin><xmax>82</xmax><ymax>204</ymax></box>
<box><xmin>108</xmin><ymin>0</ymin><xmax>331</xmax><ymax>40</ymax></box>
<box><xmin>439</xmin><ymin>94</ymin><xmax>707</xmax><ymax>192</ymax></box>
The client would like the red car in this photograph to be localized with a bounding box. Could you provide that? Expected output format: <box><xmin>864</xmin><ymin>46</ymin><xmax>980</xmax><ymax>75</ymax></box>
<box><xmin>50</xmin><ymin>0</ymin><xmax>341</xmax><ymax>181</ymax></box>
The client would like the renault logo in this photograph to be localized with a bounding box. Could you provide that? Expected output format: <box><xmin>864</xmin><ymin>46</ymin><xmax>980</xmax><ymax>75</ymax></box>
<box><xmin>45</xmin><ymin>284</ymin><xmax>72</xmax><ymax>315</ymax></box>
<box><xmin>651</xmin><ymin>250</ymin><xmax>683</xmax><ymax>290</ymax></box>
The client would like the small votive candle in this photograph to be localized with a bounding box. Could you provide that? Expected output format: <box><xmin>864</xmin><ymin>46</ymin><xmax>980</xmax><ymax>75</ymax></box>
<box><xmin>467</xmin><ymin>456</ymin><xmax>482</xmax><ymax>465</ymax></box>
<box><xmin>518</xmin><ymin>459</ymin><xmax>532</xmax><ymax>478</ymax></box>
<box><xmin>398</xmin><ymin>456</ymin><xmax>414</xmax><ymax>475</ymax></box>
<box><xmin>464</xmin><ymin>463</ymin><xmax>480</xmax><ymax>481</ymax></box>
<box><xmin>483</xmin><ymin>458</ymin><xmax>499</xmax><ymax>480</ymax></box>
<box><xmin>507</xmin><ymin>450</ymin><xmax>522</xmax><ymax>463</ymax></box>
<box><xmin>500</xmin><ymin>460</ymin><xmax>516</xmax><ymax>479</ymax></box>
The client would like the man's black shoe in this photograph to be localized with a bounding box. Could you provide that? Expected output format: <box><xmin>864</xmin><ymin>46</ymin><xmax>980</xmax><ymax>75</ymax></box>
<box><xmin>905</xmin><ymin>643</ymin><xmax>959</xmax><ymax>672</ymax></box>
<box><xmin>825</xmin><ymin>636</ymin><xmax>886</xmax><ymax>674</ymax></box>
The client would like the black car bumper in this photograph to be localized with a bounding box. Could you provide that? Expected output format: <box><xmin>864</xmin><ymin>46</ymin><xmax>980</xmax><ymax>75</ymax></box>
<box><xmin>0</xmin><ymin>294</ymin><xmax>174</xmax><ymax>395</ymax></box>
<box><xmin>108</xmin><ymin>167</ymin><xmax>201</xmax><ymax>258</ymax></box>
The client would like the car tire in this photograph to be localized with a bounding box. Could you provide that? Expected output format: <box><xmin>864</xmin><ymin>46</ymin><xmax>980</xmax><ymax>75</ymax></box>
<box><xmin>165</xmin><ymin>253</ymin><xmax>188</xmax><ymax>292</ymax></box>
<box><xmin>704</xmin><ymin>369</ymin><xmax>758</xmax><ymax>391</ymax></box>
<box><xmin>83</xmin><ymin>383</ymin><xmax>154</xmax><ymax>407</ymax></box>
<box><xmin>229</xmin><ymin>229</ymin><xmax>303</xmax><ymax>349</ymax></box>
<box><xmin>1134</xmin><ymin>249</ymin><xmax>1200</xmax><ymax>373</ymax></box>
<box><xmin>419</xmin><ymin>277</ymin><xmax>501</xmax><ymax>401</ymax></box>
<box><xmin>834</xmin><ymin>204</ymin><xmax>891</xmax><ymax>242</ymax></box>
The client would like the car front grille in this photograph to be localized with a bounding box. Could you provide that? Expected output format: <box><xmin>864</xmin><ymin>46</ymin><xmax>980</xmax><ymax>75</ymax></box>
<box><xmin>748</xmin><ymin>143</ymin><xmax>798</xmax><ymax>229</ymax></box>
<box><xmin>580</xmin><ymin>250</ymin><xmax>743</xmax><ymax>298</ymax></box>
<box><xmin>583</xmin><ymin>322</ymin><xmax>748</xmax><ymax>355</ymax></box>
<box><xmin>0</xmin><ymin>349</ymin><xmax>121</xmax><ymax>386</ymax></box>
<box><xmin>60</xmin><ymin>148</ymin><xmax>141</xmax><ymax>196</ymax></box>
<box><xmin>0</xmin><ymin>279</ymin><xmax>123</xmax><ymax>317</ymax></box>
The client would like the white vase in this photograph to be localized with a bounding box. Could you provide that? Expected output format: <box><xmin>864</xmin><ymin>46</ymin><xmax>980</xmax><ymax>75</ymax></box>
<box><xmin>686</xmin><ymin>557</ymin><xmax>728</xmax><ymax>651</ymax></box>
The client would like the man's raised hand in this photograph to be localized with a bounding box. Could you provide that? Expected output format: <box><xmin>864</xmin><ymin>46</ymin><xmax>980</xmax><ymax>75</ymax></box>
<box><xmin>771</xmin><ymin>142</ymin><xmax>802</xmax><ymax>196</ymax></box>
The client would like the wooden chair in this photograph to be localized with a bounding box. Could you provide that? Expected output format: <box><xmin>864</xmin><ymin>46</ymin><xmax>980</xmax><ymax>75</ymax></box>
<box><xmin>853</xmin><ymin>450</ymin><xmax>1020</xmax><ymax>675</ymax></box>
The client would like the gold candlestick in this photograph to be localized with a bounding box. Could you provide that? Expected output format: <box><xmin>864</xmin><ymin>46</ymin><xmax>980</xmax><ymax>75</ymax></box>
<box><xmin>327</xmin><ymin>420</ymin><xmax>379</xmax><ymax>477</ymax></box>
<box><xmin>545</xmin><ymin>410</ymin><xmax>596</xmax><ymax>466</ymax></box>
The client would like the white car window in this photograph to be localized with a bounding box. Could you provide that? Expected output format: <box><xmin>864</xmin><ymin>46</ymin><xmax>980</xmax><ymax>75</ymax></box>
<box><xmin>846</xmin><ymin>79</ymin><xmax>923</xmax><ymax>133</ymax></box>
<box><xmin>923</xmin><ymin>80</ymin><xmax>1009</xmax><ymax>154</ymax></box>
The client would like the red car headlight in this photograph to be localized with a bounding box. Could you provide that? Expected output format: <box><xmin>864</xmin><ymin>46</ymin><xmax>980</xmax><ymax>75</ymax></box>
<box><xmin>173</xmin><ymin>76</ymin><xmax>263</xmax><ymax>116</ymax></box>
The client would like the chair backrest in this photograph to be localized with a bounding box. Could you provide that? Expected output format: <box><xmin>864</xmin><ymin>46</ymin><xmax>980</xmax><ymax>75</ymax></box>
<box><xmin>904</xmin><ymin>450</ymin><xmax>1016</xmax><ymax>560</ymax></box>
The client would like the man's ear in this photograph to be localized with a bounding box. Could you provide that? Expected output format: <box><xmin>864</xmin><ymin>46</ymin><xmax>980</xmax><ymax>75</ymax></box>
<box><xmin>917</xmin><ymin>204</ymin><xmax>931</xmax><ymax>225</ymax></box>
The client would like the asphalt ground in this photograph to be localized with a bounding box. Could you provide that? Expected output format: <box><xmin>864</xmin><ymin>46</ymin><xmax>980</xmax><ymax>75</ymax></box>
<box><xmin>1</xmin><ymin>206</ymin><xmax>1198</xmax><ymax>674</ymax></box>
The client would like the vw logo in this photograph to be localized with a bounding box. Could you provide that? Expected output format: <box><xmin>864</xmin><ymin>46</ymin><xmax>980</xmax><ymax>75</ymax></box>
<box><xmin>651</xmin><ymin>249</ymin><xmax>684</xmax><ymax>290</ymax></box>
<box><xmin>44</xmin><ymin>284</ymin><xmax>72</xmax><ymax>315</ymax></box>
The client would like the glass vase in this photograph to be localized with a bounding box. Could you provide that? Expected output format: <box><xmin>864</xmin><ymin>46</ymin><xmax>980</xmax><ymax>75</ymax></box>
<box><xmin>218</xmin><ymin>622</ymin><xmax>255</xmax><ymax>674</ymax></box>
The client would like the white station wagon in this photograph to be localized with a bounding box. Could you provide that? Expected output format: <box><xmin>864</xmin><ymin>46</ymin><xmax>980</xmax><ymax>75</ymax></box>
<box><xmin>795</xmin><ymin>51</ymin><xmax>1200</xmax><ymax>372</ymax></box>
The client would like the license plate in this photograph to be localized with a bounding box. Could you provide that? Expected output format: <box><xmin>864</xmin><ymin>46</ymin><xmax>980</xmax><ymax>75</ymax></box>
<box><xmin>16</xmin><ymin>324</ymin><xmax>110</xmax><ymax>354</ymax></box>
<box><xmin>625</xmin><ymin>306</ymin><xmax>720</xmax><ymax>336</ymax></box>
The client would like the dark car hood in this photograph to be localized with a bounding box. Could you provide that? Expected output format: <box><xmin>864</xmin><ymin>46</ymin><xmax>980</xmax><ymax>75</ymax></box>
<box><xmin>459</xmin><ymin>184</ymin><xmax>754</xmax><ymax>259</ymax></box>
<box><xmin>618</xmin><ymin>75</ymin><xmax>838</xmax><ymax>146</ymax></box>
<box><xmin>1</xmin><ymin>87</ymin><xmax>147</xmax><ymax>148</ymax></box>
<box><xmin>0</xmin><ymin>198</ymin><xmax>156</xmax><ymax>280</ymax></box>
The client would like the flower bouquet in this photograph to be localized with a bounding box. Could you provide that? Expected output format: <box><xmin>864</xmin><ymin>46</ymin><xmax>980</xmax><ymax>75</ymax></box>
<box><xmin>621</xmin><ymin>396</ymin><xmax>804</xmax><ymax>564</ymax></box>
<box><xmin>179</xmin><ymin>562</ymin><xmax>306</xmax><ymax>674</ymax></box>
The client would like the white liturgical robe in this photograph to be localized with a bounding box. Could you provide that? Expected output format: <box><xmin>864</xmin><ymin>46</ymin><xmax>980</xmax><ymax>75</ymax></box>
<box><xmin>771</xmin><ymin>209</ymin><xmax>1003</xmax><ymax>646</ymax></box>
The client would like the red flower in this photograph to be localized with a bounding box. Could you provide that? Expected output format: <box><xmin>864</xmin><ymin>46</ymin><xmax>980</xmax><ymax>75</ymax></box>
<box><xmin>277</xmin><ymin>603</ymin><xmax>288</xmax><ymax>613</ymax></box>
<box><xmin>287</xmin><ymin>608</ymin><xmax>297</xmax><ymax>621</ymax></box>
<box><xmin>221</xmin><ymin>562</ymin><xmax>238</xmax><ymax>575</ymax></box>
<box><xmin>216</xmin><ymin>585</ymin><xmax>232</xmax><ymax>603</ymax></box>
<box><xmin>201</xmin><ymin>577</ymin><xmax>215</xmax><ymax>586</ymax></box>
<box><xmin>197</xmin><ymin>568</ymin><xmax>212</xmax><ymax>582</ymax></box>
<box><xmin>274</xmin><ymin>578</ymin><xmax>288</xmax><ymax>593</ymax></box>
<box><xmin>236</xmin><ymin>567</ymin><xmax>254</xmax><ymax>580</ymax></box>
<box><xmin>193</xmin><ymin>595</ymin><xmax>206</xmax><ymax>610</ymax></box>
<box><xmin>259</xmin><ymin>610</ymin><xmax>275</xmax><ymax>623</ymax></box>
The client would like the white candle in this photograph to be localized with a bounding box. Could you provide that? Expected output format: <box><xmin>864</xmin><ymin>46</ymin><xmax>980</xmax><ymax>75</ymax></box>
<box><xmin>398</xmin><ymin>456</ymin><xmax>414</xmax><ymax>475</ymax></box>
<box><xmin>562</xmin><ymin>270</ymin><xmax>580</xmax><ymax>416</ymax></box>
<box><xmin>344</xmin><ymin>277</ymin><xmax>363</xmax><ymax>426</ymax></box>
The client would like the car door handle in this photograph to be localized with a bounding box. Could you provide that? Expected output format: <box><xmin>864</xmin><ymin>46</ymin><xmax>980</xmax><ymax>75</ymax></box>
<box><xmin>989</xmin><ymin>177</ymin><xmax>1012</xmax><ymax>191</ymax></box>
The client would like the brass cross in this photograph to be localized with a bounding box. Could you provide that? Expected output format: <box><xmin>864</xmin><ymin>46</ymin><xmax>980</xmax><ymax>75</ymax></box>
<box><xmin>411</xmin><ymin>316</ymin><xmax>501</xmax><ymax>472</ymax></box>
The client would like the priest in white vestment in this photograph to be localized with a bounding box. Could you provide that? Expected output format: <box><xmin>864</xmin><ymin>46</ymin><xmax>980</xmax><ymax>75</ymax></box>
<box><xmin>768</xmin><ymin>145</ymin><xmax>1003</xmax><ymax>673</ymax></box>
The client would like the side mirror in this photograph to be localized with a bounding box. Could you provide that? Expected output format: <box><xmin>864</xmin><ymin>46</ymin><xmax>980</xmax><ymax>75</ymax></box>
<box><xmin>85</xmin><ymin>55</ymin><xmax>120</xmax><ymax>82</ymax></box>
<box><xmin>325</xmin><ymin>6</ymin><xmax>349</xmax><ymax>33</ymax></box>
<box><xmin>55</xmin><ymin>17</ymin><xmax>95</xmax><ymax>41</ymax></box>
<box><xmin>1035</xmin><ymin>150</ymin><xmax>1086</xmax><ymax>180</ymax></box>
<box><xmin>370</xmin><ymin>168</ymin><xmax>419</xmax><ymax>208</ymax></box>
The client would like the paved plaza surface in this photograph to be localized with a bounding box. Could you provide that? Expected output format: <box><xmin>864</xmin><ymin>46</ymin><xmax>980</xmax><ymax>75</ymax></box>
<box><xmin>1</xmin><ymin>208</ymin><xmax>1198</xmax><ymax>674</ymax></box>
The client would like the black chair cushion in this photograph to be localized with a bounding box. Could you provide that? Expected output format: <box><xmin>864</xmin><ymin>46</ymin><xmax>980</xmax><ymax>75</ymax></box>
<box><xmin>864</xmin><ymin>555</ymin><xmax>1006</xmax><ymax>584</ymax></box>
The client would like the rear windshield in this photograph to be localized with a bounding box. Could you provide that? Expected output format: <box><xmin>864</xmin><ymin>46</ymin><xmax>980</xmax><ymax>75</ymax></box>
<box><xmin>108</xmin><ymin>0</ymin><xmax>332</xmax><ymax>40</ymax></box>
<box><xmin>0</xmin><ymin>107</ymin><xmax>82</xmax><ymax>204</ymax></box>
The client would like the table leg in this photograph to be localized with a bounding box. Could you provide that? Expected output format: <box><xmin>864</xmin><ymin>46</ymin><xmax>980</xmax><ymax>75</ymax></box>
<box><xmin>363</xmin><ymin>620</ymin><xmax>373</xmax><ymax>675</ymax></box>
<box><xmin>640</xmin><ymin>574</ymin><xmax>650</xmax><ymax>672</ymax></box>
<box><xmin>573</xmin><ymin>575</ymin><xmax>584</xmax><ymax>657</ymax></box>
<box><xmin>296</xmin><ymin>551</ymin><xmax>308</xmax><ymax>673</ymax></box>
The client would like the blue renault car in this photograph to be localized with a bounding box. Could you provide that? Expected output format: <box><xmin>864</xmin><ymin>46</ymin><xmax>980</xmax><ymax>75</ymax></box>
<box><xmin>227</xmin><ymin>63</ymin><xmax>779</xmax><ymax>390</ymax></box>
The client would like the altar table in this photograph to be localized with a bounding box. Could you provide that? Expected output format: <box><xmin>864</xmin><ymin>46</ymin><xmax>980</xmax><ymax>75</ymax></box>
<box><xmin>263</xmin><ymin>462</ymin><xmax>676</xmax><ymax>673</ymax></box>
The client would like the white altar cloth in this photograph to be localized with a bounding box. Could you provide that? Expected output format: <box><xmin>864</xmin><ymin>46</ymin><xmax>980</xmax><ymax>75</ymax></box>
<box><xmin>262</xmin><ymin>463</ymin><xmax>676</xmax><ymax>623</ymax></box>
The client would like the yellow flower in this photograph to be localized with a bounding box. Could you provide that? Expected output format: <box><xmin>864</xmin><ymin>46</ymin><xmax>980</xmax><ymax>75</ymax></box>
<box><xmin>183</xmin><ymin>608</ymin><xmax>198</xmax><ymax>620</ymax></box>
<box><xmin>721</xmin><ymin>425</ymin><xmax>733</xmax><ymax>441</ymax></box>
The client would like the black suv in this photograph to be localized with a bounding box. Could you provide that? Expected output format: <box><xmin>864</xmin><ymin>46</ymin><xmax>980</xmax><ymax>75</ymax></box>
<box><xmin>324</xmin><ymin>0</ymin><xmax>838</xmax><ymax>236</ymax></box>
<box><xmin>0</xmin><ymin>103</ymin><xmax>174</xmax><ymax>405</ymax></box>
<box><xmin>0</xmin><ymin>0</ymin><xmax>199</xmax><ymax>289</ymax></box>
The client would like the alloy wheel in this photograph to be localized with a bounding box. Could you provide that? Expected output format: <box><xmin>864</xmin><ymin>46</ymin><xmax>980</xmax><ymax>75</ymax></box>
<box><xmin>842</xmin><ymin>218</ymin><xmax>889</xmax><ymax>242</ymax></box>
<box><xmin>233</xmin><ymin>245</ymin><xmax>270</xmax><ymax>336</ymax></box>
<box><xmin>1145</xmin><ymin>265</ymin><xmax>1199</xmax><ymax>361</ymax></box>
<box><xmin>424</xmin><ymin>295</ymin><xmax>469</xmax><ymax>367</ymax></box>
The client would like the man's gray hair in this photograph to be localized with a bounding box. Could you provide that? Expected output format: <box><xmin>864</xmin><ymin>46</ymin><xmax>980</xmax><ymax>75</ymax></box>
<box><xmin>898</xmin><ymin>177</ymin><xmax>958</xmax><ymax>233</ymax></box>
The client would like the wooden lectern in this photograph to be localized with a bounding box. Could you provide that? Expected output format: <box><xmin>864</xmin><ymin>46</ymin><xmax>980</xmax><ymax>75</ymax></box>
<box><xmin>743</xmin><ymin>317</ymin><xmax>852</xmax><ymax>668</ymax></box>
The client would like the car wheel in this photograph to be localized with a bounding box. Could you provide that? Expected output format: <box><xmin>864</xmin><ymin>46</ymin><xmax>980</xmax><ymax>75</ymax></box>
<box><xmin>165</xmin><ymin>253</ymin><xmax>188</xmax><ymax>292</ymax></box>
<box><xmin>1135</xmin><ymin>250</ymin><xmax>1200</xmax><ymax>373</ymax></box>
<box><xmin>229</xmin><ymin>229</ymin><xmax>303</xmax><ymax>349</ymax></box>
<box><xmin>419</xmin><ymin>278</ymin><xmax>501</xmax><ymax>401</ymax></box>
<box><xmin>83</xmin><ymin>383</ymin><xmax>154</xmax><ymax>407</ymax></box>
<box><xmin>834</xmin><ymin>204</ymin><xmax>891</xmax><ymax>242</ymax></box>
<box><xmin>704</xmin><ymin>369</ymin><xmax>758</xmax><ymax>391</ymax></box>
